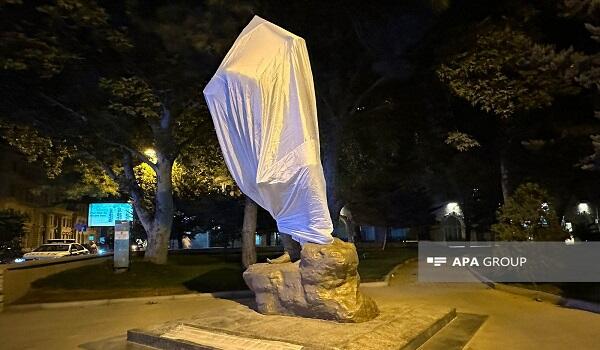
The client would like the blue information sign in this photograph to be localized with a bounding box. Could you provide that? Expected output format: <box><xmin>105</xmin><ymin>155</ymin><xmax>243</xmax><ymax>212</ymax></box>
<box><xmin>88</xmin><ymin>203</ymin><xmax>133</xmax><ymax>227</ymax></box>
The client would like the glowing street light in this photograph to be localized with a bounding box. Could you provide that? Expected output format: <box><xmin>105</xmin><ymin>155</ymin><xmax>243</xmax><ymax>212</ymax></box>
<box><xmin>144</xmin><ymin>148</ymin><xmax>157</xmax><ymax>162</ymax></box>
<box><xmin>445</xmin><ymin>202</ymin><xmax>462</xmax><ymax>216</ymax></box>
<box><xmin>577</xmin><ymin>202</ymin><xmax>590</xmax><ymax>215</ymax></box>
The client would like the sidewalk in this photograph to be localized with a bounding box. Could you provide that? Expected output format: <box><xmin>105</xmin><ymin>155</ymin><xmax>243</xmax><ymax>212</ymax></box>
<box><xmin>2</xmin><ymin>261</ymin><xmax>600</xmax><ymax>349</ymax></box>
<box><xmin>0</xmin><ymin>293</ymin><xmax>243</xmax><ymax>350</ymax></box>
<box><xmin>369</xmin><ymin>261</ymin><xmax>600</xmax><ymax>350</ymax></box>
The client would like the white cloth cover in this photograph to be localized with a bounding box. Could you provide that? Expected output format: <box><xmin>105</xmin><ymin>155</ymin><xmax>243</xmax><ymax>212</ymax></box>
<box><xmin>203</xmin><ymin>16</ymin><xmax>334</xmax><ymax>245</ymax></box>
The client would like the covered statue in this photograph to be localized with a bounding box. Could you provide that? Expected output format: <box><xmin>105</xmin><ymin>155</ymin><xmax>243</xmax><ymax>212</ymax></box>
<box><xmin>204</xmin><ymin>16</ymin><xmax>378</xmax><ymax>322</ymax></box>
<box><xmin>204</xmin><ymin>15</ymin><xmax>333</xmax><ymax>246</ymax></box>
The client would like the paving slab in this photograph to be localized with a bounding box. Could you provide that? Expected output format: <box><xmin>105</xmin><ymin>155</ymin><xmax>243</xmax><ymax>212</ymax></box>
<box><xmin>128</xmin><ymin>302</ymin><xmax>456</xmax><ymax>350</ymax></box>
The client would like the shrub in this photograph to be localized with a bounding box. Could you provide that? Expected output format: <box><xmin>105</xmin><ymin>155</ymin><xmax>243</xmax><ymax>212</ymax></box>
<box><xmin>492</xmin><ymin>183</ymin><xmax>566</xmax><ymax>241</ymax></box>
<box><xmin>0</xmin><ymin>209</ymin><xmax>28</xmax><ymax>263</ymax></box>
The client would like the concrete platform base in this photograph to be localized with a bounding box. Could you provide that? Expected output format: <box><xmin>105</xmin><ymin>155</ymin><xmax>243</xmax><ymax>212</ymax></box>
<box><xmin>127</xmin><ymin>302</ymin><xmax>457</xmax><ymax>350</ymax></box>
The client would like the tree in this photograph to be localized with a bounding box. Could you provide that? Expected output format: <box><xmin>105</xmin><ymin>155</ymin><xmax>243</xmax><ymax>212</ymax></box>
<box><xmin>0</xmin><ymin>209</ymin><xmax>27</xmax><ymax>263</ymax></box>
<box><xmin>0</xmin><ymin>1</ymin><xmax>248</xmax><ymax>264</ymax></box>
<box><xmin>258</xmin><ymin>1</ymin><xmax>450</xmax><ymax>223</ymax></box>
<box><xmin>561</xmin><ymin>0</ymin><xmax>600</xmax><ymax>171</ymax></box>
<box><xmin>438</xmin><ymin>21</ymin><xmax>582</xmax><ymax>202</ymax></box>
<box><xmin>337</xmin><ymin>83</ymin><xmax>437</xmax><ymax>240</ymax></box>
<box><xmin>492</xmin><ymin>183</ymin><xmax>565</xmax><ymax>241</ymax></box>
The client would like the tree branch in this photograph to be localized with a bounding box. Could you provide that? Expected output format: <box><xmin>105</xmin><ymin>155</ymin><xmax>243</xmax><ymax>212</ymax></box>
<box><xmin>39</xmin><ymin>93</ymin><xmax>88</xmax><ymax>122</ymax></box>
<box><xmin>348</xmin><ymin>76</ymin><xmax>387</xmax><ymax>117</ymax></box>
<box><xmin>99</xmin><ymin>162</ymin><xmax>119</xmax><ymax>182</ymax></box>
<box><xmin>102</xmin><ymin>139</ymin><xmax>158</xmax><ymax>172</ymax></box>
<box><xmin>320</xmin><ymin>95</ymin><xmax>336</xmax><ymax>118</ymax></box>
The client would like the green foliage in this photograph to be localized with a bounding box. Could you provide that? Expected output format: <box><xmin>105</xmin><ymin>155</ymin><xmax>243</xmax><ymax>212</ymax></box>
<box><xmin>579</xmin><ymin>134</ymin><xmax>600</xmax><ymax>170</ymax></box>
<box><xmin>561</xmin><ymin>0</ymin><xmax>600</xmax><ymax>170</ymax></box>
<box><xmin>561</xmin><ymin>0</ymin><xmax>600</xmax><ymax>24</ymax></box>
<box><xmin>0</xmin><ymin>209</ymin><xmax>27</xmax><ymax>262</ymax></box>
<box><xmin>100</xmin><ymin>77</ymin><xmax>162</xmax><ymax>120</ymax></box>
<box><xmin>438</xmin><ymin>26</ymin><xmax>582</xmax><ymax>119</ymax></box>
<box><xmin>492</xmin><ymin>183</ymin><xmax>565</xmax><ymax>241</ymax></box>
<box><xmin>445</xmin><ymin>131</ymin><xmax>481</xmax><ymax>152</ymax></box>
<box><xmin>174</xmin><ymin>143</ymin><xmax>236</xmax><ymax>198</ymax></box>
<box><xmin>1</xmin><ymin>0</ymin><xmax>130</xmax><ymax>78</ymax></box>
<box><xmin>61</xmin><ymin>161</ymin><xmax>120</xmax><ymax>199</ymax></box>
<box><xmin>0</xmin><ymin>122</ymin><xmax>70</xmax><ymax>178</ymax></box>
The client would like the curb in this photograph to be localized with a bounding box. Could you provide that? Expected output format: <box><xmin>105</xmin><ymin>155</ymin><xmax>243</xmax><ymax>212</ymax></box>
<box><xmin>384</xmin><ymin>257</ymin><xmax>418</xmax><ymax>286</ymax></box>
<box><xmin>360</xmin><ymin>257</ymin><xmax>418</xmax><ymax>288</ymax></box>
<box><xmin>5</xmin><ymin>289</ymin><xmax>254</xmax><ymax>312</ymax></box>
<box><xmin>467</xmin><ymin>267</ymin><xmax>600</xmax><ymax>314</ymax></box>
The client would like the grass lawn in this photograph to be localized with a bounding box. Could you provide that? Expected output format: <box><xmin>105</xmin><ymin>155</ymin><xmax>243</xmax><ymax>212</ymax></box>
<box><xmin>17</xmin><ymin>246</ymin><xmax>416</xmax><ymax>304</ymax></box>
<box><xmin>356</xmin><ymin>246</ymin><xmax>417</xmax><ymax>282</ymax></box>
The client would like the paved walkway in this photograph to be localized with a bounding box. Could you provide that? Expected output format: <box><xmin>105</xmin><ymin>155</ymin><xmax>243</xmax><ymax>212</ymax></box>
<box><xmin>0</xmin><ymin>295</ymin><xmax>239</xmax><ymax>350</ymax></box>
<box><xmin>0</xmin><ymin>261</ymin><xmax>599</xmax><ymax>349</ymax></box>
<box><xmin>368</xmin><ymin>261</ymin><xmax>600</xmax><ymax>350</ymax></box>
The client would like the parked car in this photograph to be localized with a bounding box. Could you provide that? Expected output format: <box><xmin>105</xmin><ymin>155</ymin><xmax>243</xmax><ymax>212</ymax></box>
<box><xmin>22</xmin><ymin>243</ymin><xmax>90</xmax><ymax>261</ymax></box>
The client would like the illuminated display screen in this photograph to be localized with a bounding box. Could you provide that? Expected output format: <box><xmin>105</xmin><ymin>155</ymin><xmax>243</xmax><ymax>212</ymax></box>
<box><xmin>88</xmin><ymin>203</ymin><xmax>133</xmax><ymax>227</ymax></box>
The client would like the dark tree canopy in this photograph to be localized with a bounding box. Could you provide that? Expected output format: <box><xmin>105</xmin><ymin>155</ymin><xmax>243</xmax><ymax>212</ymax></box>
<box><xmin>0</xmin><ymin>0</ymin><xmax>598</xmax><ymax>252</ymax></box>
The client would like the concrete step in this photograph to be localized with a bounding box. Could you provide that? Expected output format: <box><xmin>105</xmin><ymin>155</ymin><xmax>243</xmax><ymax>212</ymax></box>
<box><xmin>418</xmin><ymin>313</ymin><xmax>487</xmax><ymax>350</ymax></box>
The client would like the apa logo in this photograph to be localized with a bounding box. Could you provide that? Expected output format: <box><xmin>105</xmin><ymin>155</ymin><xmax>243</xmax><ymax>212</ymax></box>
<box><xmin>426</xmin><ymin>257</ymin><xmax>447</xmax><ymax>267</ymax></box>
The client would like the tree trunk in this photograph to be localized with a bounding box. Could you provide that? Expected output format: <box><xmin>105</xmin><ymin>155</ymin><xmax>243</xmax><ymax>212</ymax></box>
<box><xmin>500</xmin><ymin>152</ymin><xmax>510</xmax><ymax>204</ymax></box>
<box><xmin>375</xmin><ymin>226</ymin><xmax>387</xmax><ymax>250</ymax></box>
<box><xmin>241</xmin><ymin>196</ymin><xmax>257</xmax><ymax>268</ymax></box>
<box><xmin>143</xmin><ymin>158</ymin><xmax>174</xmax><ymax>265</ymax></box>
<box><xmin>382</xmin><ymin>227</ymin><xmax>389</xmax><ymax>251</ymax></box>
<box><xmin>322</xmin><ymin>129</ymin><xmax>343</xmax><ymax>226</ymax></box>
<box><xmin>345</xmin><ymin>219</ymin><xmax>355</xmax><ymax>243</ymax></box>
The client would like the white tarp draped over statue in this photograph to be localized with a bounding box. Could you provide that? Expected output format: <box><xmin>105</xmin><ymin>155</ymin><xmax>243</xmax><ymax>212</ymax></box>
<box><xmin>203</xmin><ymin>16</ymin><xmax>334</xmax><ymax>245</ymax></box>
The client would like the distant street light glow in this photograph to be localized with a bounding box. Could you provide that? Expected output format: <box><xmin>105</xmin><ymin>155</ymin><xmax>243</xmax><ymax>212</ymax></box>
<box><xmin>445</xmin><ymin>202</ymin><xmax>462</xmax><ymax>216</ymax></box>
<box><xmin>577</xmin><ymin>202</ymin><xmax>590</xmax><ymax>215</ymax></box>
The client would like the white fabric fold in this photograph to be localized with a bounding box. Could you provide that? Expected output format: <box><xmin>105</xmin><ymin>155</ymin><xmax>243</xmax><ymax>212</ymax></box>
<box><xmin>203</xmin><ymin>16</ymin><xmax>333</xmax><ymax>245</ymax></box>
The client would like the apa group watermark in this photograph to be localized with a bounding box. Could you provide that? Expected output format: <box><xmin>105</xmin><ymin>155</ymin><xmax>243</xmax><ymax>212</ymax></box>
<box><xmin>427</xmin><ymin>256</ymin><xmax>527</xmax><ymax>268</ymax></box>
<box><xmin>419</xmin><ymin>241</ymin><xmax>600</xmax><ymax>282</ymax></box>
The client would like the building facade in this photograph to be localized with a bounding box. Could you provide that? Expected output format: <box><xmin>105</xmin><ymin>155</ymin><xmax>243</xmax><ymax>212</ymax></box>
<box><xmin>0</xmin><ymin>146</ymin><xmax>88</xmax><ymax>251</ymax></box>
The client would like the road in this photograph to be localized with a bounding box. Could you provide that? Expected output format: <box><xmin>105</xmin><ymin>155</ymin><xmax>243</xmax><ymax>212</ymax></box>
<box><xmin>0</xmin><ymin>261</ymin><xmax>599</xmax><ymax>349</ymax></box>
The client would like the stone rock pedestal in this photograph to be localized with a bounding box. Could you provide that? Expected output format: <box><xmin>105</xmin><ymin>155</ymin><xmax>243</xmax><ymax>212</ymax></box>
<box><xmin>243</xmin><ymin>238</ymin><xmax>379</xmax><ymax>322</ymax></box>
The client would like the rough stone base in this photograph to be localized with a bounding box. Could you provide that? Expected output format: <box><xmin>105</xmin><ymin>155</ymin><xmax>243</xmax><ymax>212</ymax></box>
<box><xmin>243</xmin><ymin>238</ymin><xmax>379</xmax><ymax>322</ymax></box>
<box><xmin>127</xmin><ymin>302</ymin><xmax>456</xmax><ymax>350</ymax></box>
